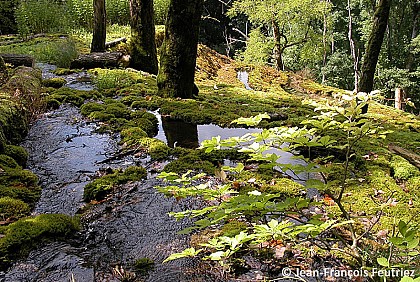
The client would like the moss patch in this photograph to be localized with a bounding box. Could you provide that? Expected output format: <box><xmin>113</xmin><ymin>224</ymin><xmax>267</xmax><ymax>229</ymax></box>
<box><xmin>0</xmin><ymin>214</ymin><xmax>80</xmax><ymax>270</ymax></box>
<box><xmin>0</xmin><ymin>197</ymin><xmax>30</xmax><ymax>219</ymax></box>
<box><xmin>84</xmin><ymin>166</ymin><xmax>147</xmax><ymax>202</ymax></box>
<box><xmin>4</xmin><ymin>145</ymin><xmax>28</xmax><ymax>167</ymax></box>
<box><xmin>42</xmin><ymin>77</ymin><xmax>67</xmax><ymax>88</ymax></box>
<box><xmin>390</xmin><ymin>155</ymin><xmax>420</xmax><ymax>180</ymax></box>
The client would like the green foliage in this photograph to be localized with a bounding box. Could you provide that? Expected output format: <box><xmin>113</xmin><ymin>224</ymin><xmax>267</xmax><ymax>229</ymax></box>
<box><xmin>15</xmin><ymin>0</ymin><xmax>72</xmax><ymax>36</ymax></box>
<box><xmin>84</xmin><ymin>166</ymin><xmax>147</xmax><ymax>202</ymax></box>
<box><xmin>90</xmin><ymin>68</ymin><xmax>144</xmax><ymax>92</ymax></box>
<box><xmin>3</xmin><ymin>145</ymin><xmax>28</xmax><ymax>168</ymax></box>
<box><xmin>0</xmin><ymin>214</ymin><xmax>80</xmax><ymax>269</ymax></box>
<box><xmin>154</xmin><ymin>0</ymin><xmax>170</xmax><ymax>25</ymax></box>
<box><xmin>236</xmin><ymin>29</ymin><xmax>274</xmax><ymax>65</ymax></box>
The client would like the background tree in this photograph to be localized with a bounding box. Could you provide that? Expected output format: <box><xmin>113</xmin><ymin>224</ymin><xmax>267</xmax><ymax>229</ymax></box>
<box><xmin>359</xmin><ymin>0</ymin><xmax>390</xmax><ymax>113</ymax></box>
<box><xmin>91</xmin><ymin>0</ymin><xmax>106</xmax><ymax>52</ymax></box>
<box><xmin>228</xmin><ymin>0</ymin><xmax>331</xmax><ymax>71</ymax></box>
<box><xmin>157</xmin><ymin>0</ymin><xmax>204</xmax><ymax>98</ymax></box>
<box><xmin>129</xmin><ymin>0</ymin><xmax>158</xmax><ymax>74</ymax></box>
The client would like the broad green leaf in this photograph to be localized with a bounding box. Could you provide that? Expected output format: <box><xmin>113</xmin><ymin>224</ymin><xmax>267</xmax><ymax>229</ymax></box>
<box><xmin>163</xmin><ymin>248</ymin><xmax>202</xmax><ymax>263</ymax></box>
<box><xmin>377</xmin><ymin>257</ymin><xmax>389</xmax><ymax>267</ymax></box>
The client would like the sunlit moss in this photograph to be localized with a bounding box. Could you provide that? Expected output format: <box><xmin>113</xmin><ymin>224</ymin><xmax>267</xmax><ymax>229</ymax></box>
<box><xmin>0</xmin><ymin>214</ymin><xmax>80</xmax><ymax>269</ymax></box>
<box><xmin>84</xmin><ymin>166</ymin><xmax>147</xmax><ymax>202</ymax></box>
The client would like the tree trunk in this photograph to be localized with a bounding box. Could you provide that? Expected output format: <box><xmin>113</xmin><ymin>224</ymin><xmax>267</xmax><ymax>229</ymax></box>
<box><xmin>157</xmin><ymin>0</ymin><xmax>204</xmax><ymax>99</ymax></box>
<box><xmin>70</xmin><ymin>52</ymin><xmax>125</xmax><ymax>69</ymax></box>
<box><xmin>359</xmin><ymin>0</ymin><xmax>391</xmax><ymax>113</ymax></box>
<box><xmin>0</xmin><ymin>53</ymin><xmax>34</xmax><ymax>67</ymax></box>
<box><xmin>91</xmin><ymin>0</ymin><xmax>106</xmax><ymax>53</ymax></box>
<box><xmin>272</xmin><ymin>21</ymin><xmax>284</xmax><ymax>71</ymax></box>
<box><xmin>129</xmin><ymin>0</ymin><xmax>158</xmax><ymax>74</ymax></box>
<box><xmin>348</xmin><ymin>0</ymin><xmax>360</xmax><ymax>92</ymax></box>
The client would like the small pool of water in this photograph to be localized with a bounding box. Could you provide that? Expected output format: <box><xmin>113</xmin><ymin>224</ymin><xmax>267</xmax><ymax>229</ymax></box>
<box><xmin>153</xmin><ymin>111</ymin><xmax>310</xmax><ymax>181</ymax></box>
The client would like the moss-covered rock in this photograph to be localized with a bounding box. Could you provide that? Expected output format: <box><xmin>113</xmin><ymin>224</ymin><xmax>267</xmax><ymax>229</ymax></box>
<box><xmin>0</xmin><ymin>167</ymin><xmax>38</xmax><ymax>187</ymax></box>
<box><xmin>0</xmin><ymin>185</ymin><xmax>41</xmax><ymax>207</ymax></box>
<box><xmin>42</xmin><ymin>77</ymin><xmax>67</xmax><ymax>88</ymax></box>
<box><xmin>163</xmin><ymin>153</ymin><xmax>215</xmax><ymax>174</ymax></box>
<box><xmin>120</xmin><ymin>127</ymin><xmax>148</xmax><ymax>145</ymax></box>
<box><xmin>104</xmin><ymin>102</ymin><xmax>131</xmax><ymax>119</ymax></box>
<box><xmin>4</xmin><ymin>145</ymin><xmax>28</xmax><ymax>167</ymax></box>
<box><xmin>84</xmin><ymin>166</ymin><xmax>147</xmax><ymax>202</ymax></box>
<box><xmin>390</xmin><ymin>155</ymin><xmax>420</xmax><ymax>180</ymax></box>
<box><xmin>0</xmin><ymin>214</ymin><xmax>80</xmax><ymax>269</ymax></box>
<box><xmin>0</xmin><ymin>154</ymin><xmax>19</xmax><ymax>169</ymax></box>
<box><xmin>133</xmin><ymin>257</ymin><xmax>154</xmax><ymax>274</ymax></box>
<box><xmin>0</xmin><ymin>197</ymin><xmax>30</xmax><ymax>219</ymax></box>
<box><xmin>80</xmin><ymin>102</ymin><xmax>106</xmax><ymax>116</ymax></box>
<box><xmin>260</xmin><ymin>177</ymin><xmax>304</xmax><ymax>197</ymax></box>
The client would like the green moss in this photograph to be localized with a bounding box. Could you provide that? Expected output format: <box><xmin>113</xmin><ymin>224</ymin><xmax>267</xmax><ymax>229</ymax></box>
<box><xmin>0</xmin><ymin>197</ymin><xmax>30</xmax><ymax>219</ymax></box>
<box><xmin>132</xmin><ymin>118</ymin><xmax>156</xmax><ymax>137</ymax></box>
<box><xmin>104</xmin><ymin>103</ymin><xmax>131</xmax><ymax>119</ymax></box>
<box><xmin>45</xmin><ymin>88</ymin><xmax>102</xmax><ymax>107</ymax></box>
<box><xmin>407</xmin><ymin>177</ymin><xmax>420</xmax><ymax>191</ymax></box>
<box><xmin>148</xmin><ymin>140</ymin><xmax>170</xmax><ymax>160</ymax></box>
<box><xmin>390</xmin><ymin>155</ymin><xmax>419</xmax><ymax>180</ymax></box>
<box><xmin>84</xmin><ymin>166</ymin><xmax>147</xmax><ymax>202</ymax></box>
<box><xmin>0</xmin><ymin>214</ymin><xmax>80</xmax><ymax>269</ymax></box>
<box><xmin>120</xmin><ymin>127</ymin><xmax>148</xmax><ymax>145</ymax></box>
<box><xmin>164</xmin><ymin>153</ymin><xmax>216</xmax><ymax>174</ymax></box>
<box><xmin>80</xmin><ymin>102</ymin><xmax>106</xmax><ymax>116</ymax></box>
<box><xmin>220</xmin><ymin>221</ymin><xmax>248</xmax><ymax>237</ymax></box>
<box><xmin>42</xmin><ymin>77</ymin><xmax>67</xmax><ymax>88</ymax></box>
<box><xmin>4</xmin><ymin>145</ymin><xmax>28</xmax><ymax>167</ymax></box>
<box><xmin>52</xmin><ymin>68</ymin><xmax>80</xmax><ymax>75</ymax></box>
<box><xmin>0</xmin><ymin>167</ymin><xmax>38</xmax><ymax>187</ymax></box>
<box><xmin>88</xmin><ymin>111</ymin><xmax>115</xmax><ymax>121</ymax></box>
<box><xmin>125</xmin><ymin>137</ymin><xmax>170</xmax><ymax>160</ymax></box>
<box><xmin>260</xmin><ymin>177</ymin><xmax>304</xmax><ymax>196</ymax></box>
<box><xmin>0</xmin><ymin>155</ymin><xmax>19</xmax><ymax>169</ymax></box>
<box><xmin>45</xmin><ymin>98</ymin><xmax>60</xmax><ymax>110</ymax></box>
<box><xmin>0</xmin><ymin>185</ymin><xmax>41</xmax><ymax>207</ymax></box>
<box><xmin>133</xmin><ymin>257</ymin><xmax>154</xmax><ymax>274</ymax></box>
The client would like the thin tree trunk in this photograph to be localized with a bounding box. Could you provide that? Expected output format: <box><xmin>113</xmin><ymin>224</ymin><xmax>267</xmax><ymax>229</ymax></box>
<box><xmin>91</xmin><ymin>0</ymin><xmax>106</xmax><ymax>53</ymax></box>
<box><xmin>272</xmin><ymin>21</ymin><xmax>284</xmax><ymax>71</ymax></box>
<box><xmin>348</xmin><ymin>0</ymin><xmax>360</xmax><ymax>91</ymax></box>
<box><xmin>129</xmin><ymin>0</ymin><xmax>158</xmax><ymax>74</ymax></box>
<box><xmin>157</xmin><ymin>0</ymin><xmax>204</xmax><ymax>99</ymax></box>
<box><xmin>359</xmin><ymin>0</ymin><xmax>391</xmax><ymax>113</ymax></box>
<box><xmin>406</xmin><ymin>1</ymin><xmax>419</xmax><ymax>71</ymax></box>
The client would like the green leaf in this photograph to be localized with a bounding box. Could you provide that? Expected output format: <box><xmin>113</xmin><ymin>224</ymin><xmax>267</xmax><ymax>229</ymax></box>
<box><xmin>407</xmin><ymin>238</ymin><xmax>419</xmax><ymax>249</ymax></box>
<box><xmin>399</xmin><ymin>220</ymin><xmax>408</xmax><ymax>236</ymax></box>
<box><xmin>400</xmin><ymin>277</ymin><xmax>414</xmax><ymax>282</ymax></box>
<box><xmin>163</xmin><ymin>248</ymin><xmax>202</xmax><ymax>263</ymax></box>
<box><xmin>389</xmin><ymin>237</ymin><xmax>405</xmax><ymax>246</ymax></box>
<box><xmin>377</xmin><ymin>257</ymin><xmax>389</xmax><ymax>267</ymax></box>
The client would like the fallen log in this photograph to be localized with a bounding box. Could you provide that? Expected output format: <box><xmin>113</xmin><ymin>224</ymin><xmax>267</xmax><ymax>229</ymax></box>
<box><xmin>0</xmin><ymin>54</ymin><xmax>35</xmax><ymax>67</ymax></box>
<box><xmin>70</xmin><ymin>52</ymin><xmax>128</xmax><ymax>69</ymax></box>
<box><xmin>105</xmin><ymin>37</ymin><xmax>127</xmax><ymax>49</ymax></box>
<box><xmin>388</xmin><ymin>144</ymin><xmax>420</xmax><ymax>169</ymax></box>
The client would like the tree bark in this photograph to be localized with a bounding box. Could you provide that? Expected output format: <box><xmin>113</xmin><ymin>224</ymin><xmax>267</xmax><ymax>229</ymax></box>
<box><xmin>70</xmin><ymin>52</ymin><xmax>124</xmax><ymax>69</ymax></box>
<box><xmin>359</xmin><ymin>0</ymin><xmax>391</xmax><ymax>113</ymax></box>
<box><xmin>0</xmin><ymin>53</ymin><xmax>34</xmax><ymax>67</ymax></box>
<box><xmin>272</xmin><ymin>21</ymin><xmax>285</xmax><ymax>71</ymax></box>
<box><xmin>91</xmin><ymin>0</ymin><xmax>106</xmax><ymax>53</ymax></box>
<box><xmin>105</xmin><ymin>37</ymin><xmax>127</xmax><ymax>49</ymax></box>
<box><xmin>129</xmin><ymin>0</ymin><xmax>158</xmax><ymax>74</ymax></box>
<box><xmin>157</xmin><ymin>0</ymin><xmax>204</xmax><ymax>99</ymax></box>
<box><xmin>348</xmin><ymin>0</ymin><xmax>360</xmax><ymax>92</ymax></box>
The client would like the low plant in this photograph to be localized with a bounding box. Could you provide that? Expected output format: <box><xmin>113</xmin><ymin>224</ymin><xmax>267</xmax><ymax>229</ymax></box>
<box><xmin>156</xmin><ymin>91</ymin><xmax>420</xmax><ymax>278</ymax></box>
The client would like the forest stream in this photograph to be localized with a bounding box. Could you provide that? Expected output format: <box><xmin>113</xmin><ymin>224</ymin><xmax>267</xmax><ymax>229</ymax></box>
<box><xmin>1</xmin><ymin>64</ymin><xmax>315</xmax><ymax>282</ymax></box>
<box><xmin>1</xmin><ymin>65</ymin><xmax>222</xmax><ymax>282</ymax></box>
